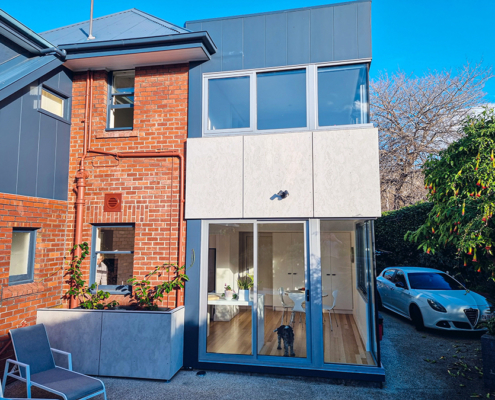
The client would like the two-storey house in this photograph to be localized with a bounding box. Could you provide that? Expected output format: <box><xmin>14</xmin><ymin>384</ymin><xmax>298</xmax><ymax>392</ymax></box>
<box><xmin>183</xmin><ymin>0</ymin><xmax>384</xmax><ymax>382</ymax></box>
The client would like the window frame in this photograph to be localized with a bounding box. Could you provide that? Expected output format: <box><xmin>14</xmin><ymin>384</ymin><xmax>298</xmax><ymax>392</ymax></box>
<box><xmin>106</xmin><ymin>70</ymin><xmax>135</xmax><ymax>131</ymax></box>
<box><xmin>38</xmin><ymin>85</ymin><xmax>69</xmax><ymax>122</ymax></box>
<box><xmin>89</xmin><ymin>224</ymin><xmax>135</xmax><ymax>295</ymax></box>
<box><xmin>202</xmin><ymin>59</ymin><xmax>371</xmax><ymax>137</ymax></box>
<box><xmin>8</xmin><ymin>228</ymin><xmax>37</xmax><ymax>286</ymax></box>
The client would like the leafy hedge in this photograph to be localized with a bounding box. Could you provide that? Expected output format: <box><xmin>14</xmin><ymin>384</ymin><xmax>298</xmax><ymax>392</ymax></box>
<box><xmin>375</xmin><ymin>202</ymin><xmax>494</xmax><ymax>297</ymax></box>
<box><xmin>375</xmin><ymin>202</ymin><xmax>458</xmax><ymax>273</ymax></box>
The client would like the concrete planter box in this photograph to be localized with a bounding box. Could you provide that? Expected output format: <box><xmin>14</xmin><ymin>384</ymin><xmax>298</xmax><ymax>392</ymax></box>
<box><xmin>37</xmin><ymin>306</ymin><xmax>184</xmax><ymax>381</ymax></box>
<box><xmin>482</xmin><ymin>334</ymin><xmax>495</xmax><ymax>390</ymax></box>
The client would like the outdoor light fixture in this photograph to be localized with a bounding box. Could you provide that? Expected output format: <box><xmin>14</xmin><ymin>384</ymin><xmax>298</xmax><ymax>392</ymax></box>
<box><xmin>277</xmin><ymin>190</ymin><xmax>289</xmax><ymax>199</ymax></box>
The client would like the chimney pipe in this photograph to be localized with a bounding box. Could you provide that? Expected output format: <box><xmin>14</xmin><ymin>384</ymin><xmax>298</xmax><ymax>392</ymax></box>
<box><xmin>88</xmin><ymin>0</ymin><xmax>96</xmax><ymax>40</ymax></box>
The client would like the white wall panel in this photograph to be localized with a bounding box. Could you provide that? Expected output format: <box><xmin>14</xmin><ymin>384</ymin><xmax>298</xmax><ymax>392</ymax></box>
<box><xmin>313</xmin><ymin>128</ymin><xmax>381</xmax><ymax>218</ymax></box>
<box><xmin>243</xmin><ymin>132</ymin><xmax>313</xmax><ymax>218</ymax></box>
<box><xmin>185</xmin><ymin>136</ymin><xmax>243</xmax><ymax>219</ymax></box>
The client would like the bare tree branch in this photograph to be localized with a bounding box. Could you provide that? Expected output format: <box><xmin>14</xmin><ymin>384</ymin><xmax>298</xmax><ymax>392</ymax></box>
<box><xmin>371</xmin><ymin>62</ymin><xmax>493</xmax><ymax>211</ymax></box>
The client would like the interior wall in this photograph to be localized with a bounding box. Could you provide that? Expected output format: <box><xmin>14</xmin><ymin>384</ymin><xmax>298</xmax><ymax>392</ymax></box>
<box><xmin>209</xmin><ymin>230</ymin><xmax>240</xmax><ymax>292</ymax></box>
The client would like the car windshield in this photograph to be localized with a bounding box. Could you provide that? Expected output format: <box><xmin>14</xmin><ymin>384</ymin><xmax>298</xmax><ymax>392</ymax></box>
<box><xmin>408</xmin><ymin>272</ymin><xmax>464</xmax><ymax>290</ymax></box>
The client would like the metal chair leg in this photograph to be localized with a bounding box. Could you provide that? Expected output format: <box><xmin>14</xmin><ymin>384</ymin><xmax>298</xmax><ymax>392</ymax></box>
<box><xmin>329</xmin><ymin>310</ymin><xmax>333</xmax><ymax>331</ymax></box>
<box><xmin>333</xmin><ymin>309</ymin><xmax>338</xmax><ymax>327</ymax></box>
<box><xmin>281</xmin><ymin>308</ymin><xmax>285</xmax><ymax>325</ymax></box>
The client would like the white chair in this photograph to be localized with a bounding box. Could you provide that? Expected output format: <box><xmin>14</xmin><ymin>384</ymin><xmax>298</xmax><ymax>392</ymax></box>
<box><xmin>279</xmin><ymin>287</ymin><xmax>293</xmax><ymax>324</ymax></box>
<box><xmin>288</xmin><ymin>293</ymin><xmax>305</xmax><ymax>325</ymax></box>
<box><xmin>323</xmin><ymin>290</ymin><xmax>339</xmax><ymax>331</ymax></box>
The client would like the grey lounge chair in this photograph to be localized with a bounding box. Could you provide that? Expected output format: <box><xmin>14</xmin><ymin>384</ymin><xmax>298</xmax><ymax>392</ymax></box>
<box><xmin>2</xmin><ymin>324</ymin><xmax>106</xmax><ymax>400</ymax></box>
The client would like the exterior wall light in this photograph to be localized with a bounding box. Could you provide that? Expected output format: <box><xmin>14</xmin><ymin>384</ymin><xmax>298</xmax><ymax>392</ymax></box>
<box><xmin>277</xmin><ymin>190</ymin><xmax>289</xmax><ymax>199</ymax></box>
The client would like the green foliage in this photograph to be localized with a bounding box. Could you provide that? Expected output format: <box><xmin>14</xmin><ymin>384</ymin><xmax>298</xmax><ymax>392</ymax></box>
<box><xmin>406</xmin><ymin>109</ymin><xmax>495</xmax><ymax>277</ymax></box>
<box><xmin>127</xmin><ymin>263</ymin><xmax>189</xmax><ymax>311</ymax></box>
<box><xmin>63</xmin><ymin>243</ymin><xmax>119</xmax><ymax>310</ymax></box>
<box><xmin>237</xmin><ymin>274</ymin><xmax>254</xmax><ymax>290</ymax></box>
<box><xmin>480</xmin><ymin>316</ymin><xmax>495</xmax><ymax>336</ymax></box>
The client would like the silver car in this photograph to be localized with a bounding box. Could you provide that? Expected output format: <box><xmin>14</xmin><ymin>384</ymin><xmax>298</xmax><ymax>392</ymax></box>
<box><xmin>377</xmin><ymin>267</ymin><xmax>493</xmax><ymax>331</ymax></box>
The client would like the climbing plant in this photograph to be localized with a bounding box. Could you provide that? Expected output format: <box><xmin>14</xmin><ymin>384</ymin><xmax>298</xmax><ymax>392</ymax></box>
<box><xmin>64</xmin><ymin>242</ymin><xmax>119</xmax><ymax>309</ymax></box>
<box><xmin>406</xmin><ymin>109</ymin><xmax>495</xmax><ymax>276</ymax></box>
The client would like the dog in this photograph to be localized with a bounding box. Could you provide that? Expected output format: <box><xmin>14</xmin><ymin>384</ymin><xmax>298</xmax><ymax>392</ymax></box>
<box><xmin>274</xmin><ymin>325</ymin><xmax>295</xmax><ymax>357</ymax></box>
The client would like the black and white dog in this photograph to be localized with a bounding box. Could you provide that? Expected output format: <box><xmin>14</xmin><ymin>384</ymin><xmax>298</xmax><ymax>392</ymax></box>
<box><xmin>274</xmin><ymin>325</ymin><xmax>295</xmax><ymax>357</ymax></box>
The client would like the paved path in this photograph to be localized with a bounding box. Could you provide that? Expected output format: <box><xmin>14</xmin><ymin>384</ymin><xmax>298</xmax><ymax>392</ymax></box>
<box><xmin>4</xmin><ymin>311</ymin><xmax>484</xmax><ymax>400</ymax></box>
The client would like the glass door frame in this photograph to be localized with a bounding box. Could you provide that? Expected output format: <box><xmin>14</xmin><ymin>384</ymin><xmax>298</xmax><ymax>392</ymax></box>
<box><xmin>198</xmin><ymin>219</ymin><xmax>381</xmax><ymax>374</ymax></box>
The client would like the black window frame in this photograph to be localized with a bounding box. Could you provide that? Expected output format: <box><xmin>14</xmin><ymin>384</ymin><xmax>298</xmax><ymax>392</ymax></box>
<box><xmin>106</xmin><ymin>70</ymin><xmax>135</xmax><ymax>131</ymax></box>
<box><xmin>89</xmin><ymin>224</ymin><xmax>135</xmax><ymax>295</ymax></box>
<box><xmin>8</xmin><ymin>228</ymin><xmax>37</xmax><ymax>286</ymax></box>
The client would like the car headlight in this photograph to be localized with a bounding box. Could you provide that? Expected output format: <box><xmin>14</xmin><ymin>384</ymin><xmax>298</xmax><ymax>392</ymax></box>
<box><xmin>427</xmin><ymin>299</ymin><xmax>447</xmax><ymax>313</ymax></box>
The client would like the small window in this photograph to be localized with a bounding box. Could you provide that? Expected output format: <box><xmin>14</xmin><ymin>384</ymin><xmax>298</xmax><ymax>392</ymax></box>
<box><xmin>91</xmin><ymin>225</ymin><xmax>135</xmax><ymax>293</ymax></box>
<box><xmin>108</xmin><ymin>70</ymin><xmax>135</xmax><ymax>129</ymax></box>
<box><xmin>9</xmin><ymin>229</ymin><xmax>36</xmax><ymax>285</ymax></box>
<box><xmin>208</xmin><ymin>76</ymin><xmax>250</xmax><ymax>130</ymax></box>
<box><xmin>257</xmin><ymin>69</ymin><xmax>307</xmax><ymax>130</ymax></box>
<box><xmin>318</xmin><ymin>64</ymin><xmax>368</xmax><ymax>126</ymax></box>
<box><xmin>41</xmin><ymin>88</ymin><xmax>65</xmax><ymax>118</ymax></box>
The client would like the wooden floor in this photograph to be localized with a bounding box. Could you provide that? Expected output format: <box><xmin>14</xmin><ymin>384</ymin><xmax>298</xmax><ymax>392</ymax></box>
<box><xmin>207</xmin><ymin>307</ymin><xmax>375</xmax><ymax>365</ymax></box>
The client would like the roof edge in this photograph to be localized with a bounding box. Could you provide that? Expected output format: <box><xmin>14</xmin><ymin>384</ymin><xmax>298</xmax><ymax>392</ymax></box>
<box><xmin>184</xmin><ymin>0</ymin><xmax>370</xmax><ymax>26</ymax></box>
<box><xmin>0</xmin><ymin>9</ymin><xmax>55</xmax><ymax>51</ymax></box>
<box><xmin>58</xmin><ymin>31</ymin><xmax>217</xmax><ymax>56</ymax></box>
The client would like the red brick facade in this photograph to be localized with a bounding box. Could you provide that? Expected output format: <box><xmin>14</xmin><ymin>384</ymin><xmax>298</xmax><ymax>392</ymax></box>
<box><xmin>0</xmin><ymin>63</ymin><xmax>189</xmax><ymax>368</ymax></box>
<box><xmin>0</xmin><ymin>194</ymin><xmax>69</xmax><ymax>369</ymax></box>
<box><xmin>65</xmin><ymin>64</ymin><xmax>189</xmax><ymax>308</ymax></box>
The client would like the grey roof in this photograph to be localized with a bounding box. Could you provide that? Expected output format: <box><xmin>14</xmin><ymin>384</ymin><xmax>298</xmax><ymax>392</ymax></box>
<box><xmin>40</xmin><ymin>9</ymin><xmax>190</xmax><ymax>46</ymax></box>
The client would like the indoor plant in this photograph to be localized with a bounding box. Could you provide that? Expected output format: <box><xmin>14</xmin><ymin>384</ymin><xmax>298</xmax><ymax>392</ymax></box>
<box><xmin>224</xmin><ymin>284</ymin><xmax>234</xmax><ymax>300</ymax></box>
<box><xmin>480</xmin><ymin>316</ymin><xmax>495</xmax><ymax>390</ymax></box>
<box><xmin>237</xmin><ymin>274</ymin><xmax>253</xmax><ymax>301</ymax></box>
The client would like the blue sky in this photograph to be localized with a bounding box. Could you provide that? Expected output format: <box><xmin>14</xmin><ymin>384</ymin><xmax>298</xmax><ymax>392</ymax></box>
<box><xmin>4</xmin><ymin>0</ymin><xmax>494</xmax><ymax>101</ymax></box>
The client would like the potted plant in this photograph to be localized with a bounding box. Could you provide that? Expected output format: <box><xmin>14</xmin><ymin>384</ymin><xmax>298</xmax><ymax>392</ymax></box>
<box><xmin>224</xmin><ymin>284</ymin><xmax>234</xmax><ymax>300</ymax></box>
<box><xmin>237</xmin><ymin>274</ymin><xmax>253</xmax><ymax>301</ymax></box>
<box><xmin>480</xmin><ymin>316</ymin><xmax>495</xmax><ymax>390</ymax></box>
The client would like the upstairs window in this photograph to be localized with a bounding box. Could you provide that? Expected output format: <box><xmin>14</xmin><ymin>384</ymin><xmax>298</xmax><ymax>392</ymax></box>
<box><xmin>108</xmin><ymin>70</ymin><xmax>135</xmax><ymax>130</ymax></box>
<box><xmin>9</xmin><ymin>229</ymin><xmax>36</xmax><ymax>285</ymax></box>
<box><xmin>203</xmin><ymin>63</ymin><xmax>369</xmax><ymax>135</ymax></box>
<box><xmin>40</xmin><ymin>88</ymin><xmax>66</xmax><ymax>118</ymax></box>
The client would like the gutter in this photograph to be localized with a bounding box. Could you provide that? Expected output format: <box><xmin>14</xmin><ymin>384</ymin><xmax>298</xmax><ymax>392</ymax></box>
<box><xmin>58</xmin><ymin>31</ymin><xmax>217</xmax><ymax>56</ymax></box>
<box><xmin>0</xmin><ymin>9</ymin><xmax>55</xmax><ymax>50</ymax></box>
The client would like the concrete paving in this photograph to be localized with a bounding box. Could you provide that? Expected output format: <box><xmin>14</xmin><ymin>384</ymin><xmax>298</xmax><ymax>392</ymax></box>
<box><xmin>3</xmin><ymin>310</ymin><xmax>484</xmax><ymax>400</ymax></box>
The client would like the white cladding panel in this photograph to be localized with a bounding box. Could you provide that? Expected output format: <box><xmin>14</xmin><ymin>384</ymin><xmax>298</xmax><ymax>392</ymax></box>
<box><xmin>243</xmin><ymin>132</ymin><xmax>313</xmax><ymax>218</ymax></box>
<box><xmin>313</xmin><ymin>128</ymin><xmax>381</xmax><ymax>218</ymax></box>
<box><xmin>185</xmin><ymin>136</ymin><xmax>243</xmax><ymax>219</ymax></box>
<box><xmin>185</xmin><ymin>128</ymin><xmax>380</xmax><ymax>219</ymax></box>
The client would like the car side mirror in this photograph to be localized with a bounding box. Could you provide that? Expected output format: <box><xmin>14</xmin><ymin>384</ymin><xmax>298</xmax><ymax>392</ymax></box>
<box><xmin>395</xmin><ymin>282</ymin><xmax>405</xmax><ymax>289</ymax></box>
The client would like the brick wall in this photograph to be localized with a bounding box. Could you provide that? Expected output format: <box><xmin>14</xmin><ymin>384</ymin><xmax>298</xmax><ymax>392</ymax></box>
<box><xmin>0</xmin><ymin>193</ymin><xmax>68</xmax><ymax>373</ymax></box>
<box><xmin>66</xmin><ymin>64</ymin><xmax>188</xmax><ymax>308</ymax></box>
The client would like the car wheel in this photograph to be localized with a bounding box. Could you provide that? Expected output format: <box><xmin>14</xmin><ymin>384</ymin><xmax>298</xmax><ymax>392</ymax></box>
<box><xmin>410</xmin><ymin>304</ymin><xmax>424</xmax><ymax>331</ymax></box>
<box><xmin>376</xmin><ymin>292</ymin><xmax>383</xmax><ymax>311</ymax></box>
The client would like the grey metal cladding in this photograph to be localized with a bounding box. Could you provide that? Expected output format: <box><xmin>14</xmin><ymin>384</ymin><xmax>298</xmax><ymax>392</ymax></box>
<box><xmin>0</xmin><ymin>94</ymin><xmax>22</xmax><ymax>194</ymax></box>
<box><xmin>310</xmin><ymin>7</ymin><xmax>334</xmax><ymax>63</ymax></box>
<box><xmin>37</xmin><ymin>113</ymin><xmax>57</xmax><ymax>199</ymax></box>
<box><xmin>287</xmin><ymin>10</ymin><xmax>310</xmax><ymax>66</ymax></box>
<box><xmin>187</xmin><ymin>62</ymin><xmax>202</xmax><ymax>138</ymax></box>
<box><xmin>0</xmin><ymin>67</ymin><xmax>72</xmax><ymax>200</ymax></box>
<box><xmin>243</xmin><ymin>16</ymin><xmax>265</xmax><ymax>70</ymax></box>
<box><xmin>54</xmin><ymin>122</ymin><xmax>70</xmax><ymax>201</ymax></box>
<box><xmin>265</xmin><ymin>13</ymin><xmax>287</xmax><ymax>68</ymax></box>
<box><xmin>221</xmin><ymin>18</ymin><xmax>243</xmax><ymax>72</ymax></box>
<box><xmin>357</xmin><ymin>1</ymin><xmax>372</xmax><ymax>58</ymax></box>
<box><xmin>17</xmin><ymin>87</ymin><xmax>40</xmax><ymax>197</ymax></box>
<box><xmin>200</xmin><ymin>21</ymin><xmax>222</xmax><ymax>73</ymax></box>
<box><xmin>334</xmin><ymin>4</ymin><xmax>358</xmax><ymax>61</ymax></box>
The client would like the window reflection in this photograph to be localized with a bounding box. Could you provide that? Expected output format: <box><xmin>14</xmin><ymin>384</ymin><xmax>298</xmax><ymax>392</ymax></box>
<box><xmin>318</xmin><ymin>64</ymin><xmax>368</xmax><ymax>126</ymax></box>
<box><xmin>257</xmin><ymin>69</ymin><xmax>307</xmax><ymax>130</ymax></box>
<box><xmin>208</xmin><ymin>77</ymin><xmax>250</xmax><ymax>130</ymax></box>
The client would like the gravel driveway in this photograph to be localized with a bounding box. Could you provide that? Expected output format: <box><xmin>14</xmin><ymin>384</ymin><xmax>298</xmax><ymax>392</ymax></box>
<box><xmin>4</xmin><ymin>311</ymin><xmax>488</xmax><ymax>400</ymax></box>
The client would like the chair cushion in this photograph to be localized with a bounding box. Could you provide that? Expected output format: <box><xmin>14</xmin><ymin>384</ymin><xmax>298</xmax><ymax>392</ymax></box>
<box><xmin>31</xmin><ymin>367</ymin><xmax>104</xmax><ymax>400</ymax></box>
<box><xmin>10</xmin><ymin>324</ymin><xmax>55</xmax><ymax>375</ymax></box>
